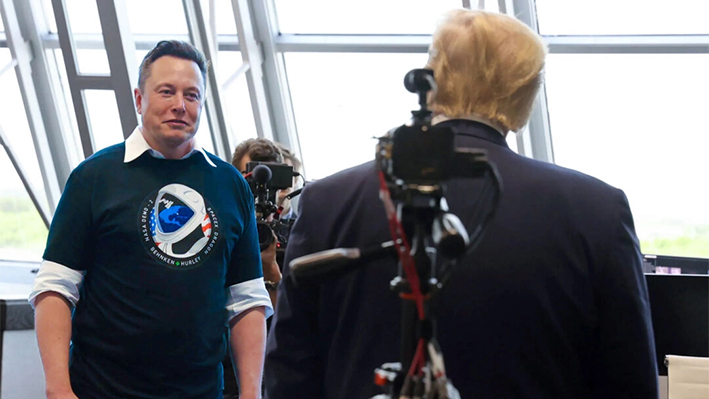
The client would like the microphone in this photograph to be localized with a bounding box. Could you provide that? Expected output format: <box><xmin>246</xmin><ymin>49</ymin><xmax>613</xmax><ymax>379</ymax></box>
<box><xmin>290</xmin><ymin>241</ymin><xmax>397</xmax><ymax>285</ymax></box>
<box><xmin>285</xmin><ymin>188</ymin><xmax>303</xmax><ymax>200</ymax></box>
<box><xmin>252</xmin><ymin>164</ymin><xmax>272</xmax><ymax>185</ymax></box>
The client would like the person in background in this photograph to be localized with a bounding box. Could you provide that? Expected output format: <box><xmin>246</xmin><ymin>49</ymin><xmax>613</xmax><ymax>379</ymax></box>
<box><xmin>30</xmin><ymin>40</ymin><xmax>271</xmax><ymax>399</ymax></box>
<box><xmin>273</xmin><ymin>143</ymin><xmax>302</xmax><ymax>222</ymax></box>
<box><xmin>231</xmin><ymin>137</ymin><xmax>285</xmax><ymax>296</ymax></box>
<box><xmin>265</xmin><ymin>9</ymin><xmax>658</xmax><ymax>399</ymax></box>
<box><xmin>225</xmin><ymin>137</ymin><xmax>287</xmax><ymax>399</ymax></box>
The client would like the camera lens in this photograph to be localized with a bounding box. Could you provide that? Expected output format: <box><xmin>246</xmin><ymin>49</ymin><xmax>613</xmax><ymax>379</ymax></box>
<box><xmin>257</xmin><ymin>221</ymin><xmax>275</xmax><ymax>252</ymax></box>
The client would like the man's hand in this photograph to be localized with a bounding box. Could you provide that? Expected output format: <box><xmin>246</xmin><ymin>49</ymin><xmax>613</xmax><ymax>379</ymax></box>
<box><xmin>261</xmin><ymin>232</ymin><xmax>281</xmax><ymax>283</ymax></box>
<box><xmin>261</xmin><ymin>232</ymin><xmax>282</xmax><ymax>308</ymax></box>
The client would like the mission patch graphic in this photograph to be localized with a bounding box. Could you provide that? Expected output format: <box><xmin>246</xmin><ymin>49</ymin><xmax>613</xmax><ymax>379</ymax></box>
<box><xmin>138</xmin><ymin>183</ymin><xmax>220</xmax><ymax>269</ymax></box>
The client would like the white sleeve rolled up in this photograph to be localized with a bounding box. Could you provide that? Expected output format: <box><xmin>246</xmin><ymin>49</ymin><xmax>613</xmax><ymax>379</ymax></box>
<box><xmin>28</xmin><ymin>260</ymin><xmax>86</xmax><ymax>308</ymax></box>
<box><xmin>226</xmin><ymin>277</ymin><xmax>274</xmax><ymax>323</ymax></box>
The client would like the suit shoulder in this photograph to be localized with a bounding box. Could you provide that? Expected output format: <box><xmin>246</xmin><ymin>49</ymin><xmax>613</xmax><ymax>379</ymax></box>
<box><xmin>514</xmin><ymin>154</ymin><xmax>623</xmax><ymax>196</ymax></box>
<box><xmin>305</xmin><ymin>161</ymin><xmax>376</xmax><ymax>192</ymax></box>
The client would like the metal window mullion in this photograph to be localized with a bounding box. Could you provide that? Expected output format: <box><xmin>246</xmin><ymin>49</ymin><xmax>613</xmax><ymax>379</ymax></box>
<box><xmin>14</xmin><ymin>0</ymin><xmax>76</xmax><ymax>196</ymax></box>
<box><xmin>546</xmin><ymin>36</ymin><xmax>709</xmax><ymax>54</ymax></box>
<box><xmin>73</xmin><ymin>75</ymin><xmax>113</xmax><ymax>89</ymax></box>
<box><xmin>231</xmin><ymin>0</ymin><xmax>275</xmax><ymax>142</ymax></box>
<box><xmin>0</xmin><ymin>0</ymin><xmax>62</xmax><ymax>217</ymax></box>
<box><xmin>183</xmin><ymin>0</ymin><xmax>232</xmax><ymax>161</ymax></box>
<box><xmin>498</xmin><ymin>0</ymin><xmax>515</xmax><ymax>13</ymax></box>
<box><xmin>507</xmin><ymin>0</ymin><xmax>554</xmax><ymax>163</ymax></box>
<box><xmin>0</xmin><ymin>126</ymin><xmax>50</xmax><ymax>228</ymax></box>
<box><xmin>51</xmin><ymin>0</ymin><xmax>95</xmax><ymax>159</ymax></box>
<box><xmin>275</xmin><ymin>34</ymin><xmax>431</xmax><ymax>53</ymax></box>
<box><xmin>250</xmin><ymin>0</ymin><xmax>304</xmax><ymax>175</ymax></box>
<box><xmin>37</xmin><ymin>32</ymin><xmax>709</xmax><ymax>54</ymax></box>
<box><xmin>96</xmin><ymin>0</ymin><xmax>138</xmax><ymax>140</ymax></box>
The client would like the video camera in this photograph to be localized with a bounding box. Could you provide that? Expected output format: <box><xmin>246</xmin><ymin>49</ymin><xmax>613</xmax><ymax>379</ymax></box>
<box><xmin>244</xmin><ymin>161</ymin><xmax>300</xmax><ymax>254</ymax></box>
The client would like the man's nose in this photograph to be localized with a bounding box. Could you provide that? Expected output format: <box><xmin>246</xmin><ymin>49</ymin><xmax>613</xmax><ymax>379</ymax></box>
<box><xmin>171</xmin><ymin>94</ymin><xmax>186</xmax><ymax>113</ymax></box>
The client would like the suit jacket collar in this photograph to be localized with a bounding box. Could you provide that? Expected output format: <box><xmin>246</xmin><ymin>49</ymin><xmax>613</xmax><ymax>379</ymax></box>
<box><xmin>435</xmin><ymin>118</ymin><xmax>510</xmax><ymax>150</ymax></box>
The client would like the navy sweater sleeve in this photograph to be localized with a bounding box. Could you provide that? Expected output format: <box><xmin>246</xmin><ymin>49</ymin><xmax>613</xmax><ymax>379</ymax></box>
<box><xmin>43</xmin><ymin>163</ymin><xmax>97</xmax><ymax>271</ymax></box>
<box><xmin>590</xmin><ymin>189</ymin><xmax>659</xmax><ymax>398</ymax></box>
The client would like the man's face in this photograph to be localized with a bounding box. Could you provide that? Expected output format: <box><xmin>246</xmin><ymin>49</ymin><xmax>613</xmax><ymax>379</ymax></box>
<box><xmin>134</xmin><ymin>55</ymin><xmax>204</xmax><ymax>150</ymax></box>
<box><xmin>238</xmin><ymin>154</ymin><xmax>252</xmax><ymax>175</ymax></box>
<box><xmin>276</xmin><ymin>159</ymin><xmax>296</xmax><ymax>212</ymax></box>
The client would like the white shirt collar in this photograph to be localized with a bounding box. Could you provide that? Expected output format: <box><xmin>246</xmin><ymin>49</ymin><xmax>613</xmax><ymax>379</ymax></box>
<box><xmin>431</xmin><ymin>113</ymin><xmax>508</xmax><ymax>137</ymax></box>
<box><xmin>123</xmin><ymin>126</ymin><xmax>216</xmax><ymax>167</ymax></box>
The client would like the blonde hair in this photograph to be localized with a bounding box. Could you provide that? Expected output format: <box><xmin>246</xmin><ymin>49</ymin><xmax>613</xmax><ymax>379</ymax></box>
<box><xmin>427</xmin><ymin>9</ymin><xmax>547</xmax><ymax>132</ymax></box>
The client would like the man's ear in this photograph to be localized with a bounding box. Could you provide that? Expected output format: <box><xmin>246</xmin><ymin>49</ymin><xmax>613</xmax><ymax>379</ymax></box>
<box><xmin>134</xmin><ymin>88</ymin><xmax>143</xmax><ymax>115</ymax></box>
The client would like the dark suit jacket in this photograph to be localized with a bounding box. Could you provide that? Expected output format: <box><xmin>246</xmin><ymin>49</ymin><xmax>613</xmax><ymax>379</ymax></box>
<box><xmin>265</xmin><ymin>120</ymin><xmax>658</xmax><ymax>399</ymax></box>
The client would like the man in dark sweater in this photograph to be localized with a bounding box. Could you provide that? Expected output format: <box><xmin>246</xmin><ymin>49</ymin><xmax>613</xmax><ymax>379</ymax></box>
<box><xmin>265</xmin><ymin>10</ymin><xmax>658</xmax><ymax>399</ymax></box>
<box><xmin>30</xmin><ymin>40</ymin><xmax>271</xmax><ymax>399</ymax></box>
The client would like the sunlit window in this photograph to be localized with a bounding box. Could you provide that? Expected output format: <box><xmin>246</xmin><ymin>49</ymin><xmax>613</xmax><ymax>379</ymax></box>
<box><xmin>0</xmin><ymin>50</ymin><xmax>48</xmax><ymax>261</ymax></box>
<box><xmin>0</xmin><ymin>152</ymin><xmax>48</xmax><ymax>262</ymax></box>
<box><xmin>285</xmin><ymin>52</ymin><xmax>429</xmax><ymax>179</ymax></box>
<box><xmin>200</xmin><ymin>0</ymin><xmax>238</xmax><ymax>35</ymax></box>
<box><xmin>536</xmin><ymin>0</ymin><xmax>709</xmax><ymax>35</ymax></box>
<box><xmin>545</xmin><ymin>54</ymin><xmax>709</xmax><ymax>257</ymax></box>
<box><xmin>84</xmin><ymin>90</ymin><xmax>124</xmax><ymax>152</ymax></box>
<box><xmin>216</xmin><ymin>51</ymin><xmax>258</xmax><ymax>146</ymax></box>
<box><xmin>126</xmin><ymin>0</ymin><xmax>189</xmax><ymax>35</ymax></box>
<box><xmin>275</xmin><ymin>0</ymin><xmax>464</xmax><ymax>34</ymax></box>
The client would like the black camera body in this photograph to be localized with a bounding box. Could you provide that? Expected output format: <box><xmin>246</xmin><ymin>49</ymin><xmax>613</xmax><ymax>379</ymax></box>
<box><xmin>246</xmin><ymin>161</ymin><xmax>294</xmax><ymax>192</ymax></box>
<box><xmin>376</xmin><ymin>69</ymin><xmax>491</xmax><ymax>201</ymax></box>
<box><xmin>244</xmin><ymin>161</ymin><xmax>296</xmax><ymax>253</ymax></box>
<box><xmin>379</xmin><ymin>124</ymin><xmax>490</xmax><ymax>190</ymax></box>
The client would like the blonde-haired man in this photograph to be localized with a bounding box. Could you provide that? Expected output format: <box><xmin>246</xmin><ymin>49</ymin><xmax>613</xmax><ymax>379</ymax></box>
<box><xmin>266</xmin><ymin>10</ymin><xmax>657</xmax><ymax>399</ymax></box>
<box><xmin>427</xmin><ymin>9</ymin><xmax>545</xmax><ymax>133</ymax></box>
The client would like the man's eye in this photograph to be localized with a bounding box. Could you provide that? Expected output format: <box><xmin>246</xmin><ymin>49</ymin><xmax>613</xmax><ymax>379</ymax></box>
<box><xmin>160</xmin><ymin>89</ymin><xmax>172</xmax><ymax>95</ymax></box>
<box><xmin>186</xmin><ymin>93</ymin><xmax>200</xmax><ymax>101</ymax></box>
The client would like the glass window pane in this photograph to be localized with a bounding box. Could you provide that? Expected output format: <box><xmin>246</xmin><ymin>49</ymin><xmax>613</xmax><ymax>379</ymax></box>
<box><xmin>0</xmin><ymin>12</ymin><xmax>4</xmax><ymax>31</ymax></box>
<box><xmin>126</xmin><ymin>0</ymin><xmax>189</xmax><ymax>34</ymax></box>
<box><xmin>222</xmin><ymin>77</ymin><xmax>258</xmax><ymax>144</ymax></box>
<box><xmin>545</xmin><ymin>54</ymin><xmax>709</xmax><ymax>258</ymax></box>
<box><xmin>50</xmin><ymin>49</ymin><xmax>84</xmax><ymax>166</ymax></box>
<box><xmin>65</xmin><ymin>0</ymin><xmax>102</xmax><ymax>34</ymax></box>
<box><xmin>536</xmin><ymin>0</ymin><xmax>709</xmax><ymax>35</ymax></box>
<box><xmin>0</xmin><ymin>49</ymin><xmax>47</xmax><ymax>210</ymax></box>
<box><xmin>285</xmin><ymin>52</ymin><xmax>429</xmax><ymax>179</ymax></box>
<box><xmin>217</xmin><ymin>51</ymin><xmax>257</xmax><ymax>145</ymax></box>
<box><xmin>0</xmin><ymin>151</ymin><xmax>48</xmax><ymax>262</ymax></box>
<box><xmin>275</xmin><ymin>0</ymin><xmax>463</xmax><ymax>34</ymax></box>
<box><xmin>76</xmin><ymin>49</ymin><xmax>110</xmax><ymax>75</ymax></box>
<box><xmin>200</xmin><ymin>0</ymin><xmax>238</xmax><ymax>35</ymax></box>
<box><xmin>63</xmin><ymin>0</ymin><xmax>109</xmax><ymax>74</ymax></box>
<box><xmin>196</xmin><ymin>113</ymin><xmax>215</xmax><ymax>155</ymax></box>
<box><xmin>42</xmin><ymin>0</ymin><xmax>57</xmax><ymax>33</ymax></box>
<box><xmin>506</xmin><ymin>133</ymin><xmax>518</xmax><ymax>153</ymax></box>
<box><xmin>84</xmin><ymin>90</ymin><xmax>124</xmax><ymax>152</ymax></box>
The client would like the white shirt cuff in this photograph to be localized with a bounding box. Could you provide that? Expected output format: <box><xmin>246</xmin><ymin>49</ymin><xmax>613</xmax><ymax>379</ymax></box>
<box><xmin>28</xmin><ymin>260</ymin><xmax>86</xmax><ymax>308</ymax></box>
<box><xmin>226</xmin><ymin>277</ymin><xmax>274</xmax><ymax>322</ymax></box>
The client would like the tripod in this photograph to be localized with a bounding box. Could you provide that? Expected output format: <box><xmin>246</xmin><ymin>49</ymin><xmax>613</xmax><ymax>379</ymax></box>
<box><xmin>289</xmin><ymin>68</ymin><xmax>502</xmax><ymax>398</ymax></box>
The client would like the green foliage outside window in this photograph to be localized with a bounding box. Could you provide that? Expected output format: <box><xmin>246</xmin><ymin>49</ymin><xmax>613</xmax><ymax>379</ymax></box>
<box><xmin>641</xmin><ymin>225</ymin><xmax>709</xmax><ymax>258</ymax></box>
<box><xmin>0</xmin><ymin>195</ymin><xmax>707</xmax><ymax>261</ymax></box>
<box><xmin>0</xmin><ymin>196</ymin><xmax>48</xmax><ymax>258</ymax></box>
